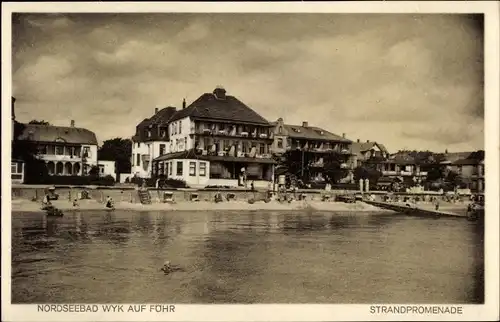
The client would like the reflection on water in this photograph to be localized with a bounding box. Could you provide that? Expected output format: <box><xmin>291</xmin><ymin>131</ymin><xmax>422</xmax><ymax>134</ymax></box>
<box><xmin>11</xmin><ymin>210</ymin><xmax>483</xmax><ymax>304</ymax></box>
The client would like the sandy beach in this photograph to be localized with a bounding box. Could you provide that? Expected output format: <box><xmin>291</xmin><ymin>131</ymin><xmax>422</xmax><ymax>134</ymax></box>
<box><xmin>10</xmin><ymin>198</ymin><xmax>391</xmax><ymax>213</ymax></box>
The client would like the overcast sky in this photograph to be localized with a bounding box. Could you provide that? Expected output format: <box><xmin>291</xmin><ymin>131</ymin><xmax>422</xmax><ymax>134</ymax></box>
<box><xmin>12</xmin><ymin>13</ymin><xmax>484</xmax><ymax>153</ymax></box>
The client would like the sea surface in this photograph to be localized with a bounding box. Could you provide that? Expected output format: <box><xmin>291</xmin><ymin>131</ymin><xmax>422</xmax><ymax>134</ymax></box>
<box><xmin>11</xmin><ymin>210</ymin><xmax>484</xmax><ymax>304</ymax></box>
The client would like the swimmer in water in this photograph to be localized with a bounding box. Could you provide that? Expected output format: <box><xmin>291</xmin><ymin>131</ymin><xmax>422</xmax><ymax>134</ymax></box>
<box><xmin>161</xmin><ymin>260</ymin><xmax>184</xmax><ymax>275</ymax></box>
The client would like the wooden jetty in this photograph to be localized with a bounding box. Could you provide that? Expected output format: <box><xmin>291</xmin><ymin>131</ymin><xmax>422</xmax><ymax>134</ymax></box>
<box><xmin>363</xmin><ymin>200</ymin><xmax>466</xmax><ymax>218</ymax></box>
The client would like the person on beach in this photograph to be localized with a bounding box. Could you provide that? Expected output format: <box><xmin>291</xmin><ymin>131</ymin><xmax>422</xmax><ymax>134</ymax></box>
<box><xmin>105</xmin><ymin>196</ymin><xmax>114</xmax><ymax>209</ymax></box>
<box><xmin>41</xmin><ymin>194</ymin><xmax>52</xmax><ymax>209</ymax></box>
<box><xmin>73</xmin><ymin>199</ymin><xmax>79</xmax><ymax>207</ymax></box>
<box><xmin>250</xmin><ymin>181</ymin><xmax>255</xmax><ymax>191</ymax></box>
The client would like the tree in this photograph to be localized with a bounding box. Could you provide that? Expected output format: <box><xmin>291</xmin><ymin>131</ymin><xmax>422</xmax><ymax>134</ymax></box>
<box><xmin>353</xmin><ymin>164</ymin><xmax>382</xmax><ymax>186</ymax></box>
<box><xmin>97</xmin><ymin>138</ymin><xmax>132</xmax><ymax>175</ymax></box>
<box><xmin>322</xmin><ymin>152</ymin><xmax>350</xmax><ymax>183</ymax></box>
<box><xmin>29</xmin><ymin>120</ymin><xmax>51</xmax><ymax>125</ymax></box>
<box><xmin>12</xmin><ymin>121</ymin><xmax>49</xmax><ymax>183</ymax></box>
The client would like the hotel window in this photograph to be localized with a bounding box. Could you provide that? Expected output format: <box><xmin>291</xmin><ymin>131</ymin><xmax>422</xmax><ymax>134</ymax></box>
<box><xmin>179</xmin><ymin>121</ymin><xmax>182</xmax><ymax>134</ymax></box>
<box><xmin>259</xmin><ymin>143</ymin><xmax>265</xmax><ymax>154</ymax></box>
<box><xmin>47</xmin><ymin>145</ymin><xmax>55</xmax><ymax>155</ymax></box>
<box><xmin>184</xmin><ymin>137</ymin><xmax>188</xmax><ymax>149</ymax></box>
<box><xmin>189</xmin><ymin>162</ymin><xmax>196</xmax><ymax>176</ymax></box>
<box><xmin>83</xmin><ymin>147</ymin><xmax>91</xmax><ymax>158</ymax></box>
<box><xmin>278</xmin><ymin>126</ymin><xmax>283</xmax><ymax>134</ymax></box>
<box><xmin>159</xmin><ymin>144</ymin><xmax>166</xmax><ymax>156</ymax></box>
<box><xmin>277</xmin><ymin>138</ymin><xmax>283</xmax><ymax>148</ymax></box>
<box><xmin>160</xmin><ymin>128</ymin><xmax>166</xmax><ymax>137</ymax></box>
<box><xmin>176</xmin><ymin>161</ymin><xmax>183</xmax><ymax>175</ymax></box>
<box><xmin>137</xmin><ymin>154</ymin><xmax>141</xmax><ymax>166</ymax></box>
<box><xmin>199</xmin><ymin>162</ymin><xmax>207</xmax><ymax>176</ymax></box>
<box><xmin>56</xmin><ymin>145</ymin><xmax>64</xmax><ymax>155</ymax></box>
<box><xmin>11</xmin><ymin>162</ymin><xmax>18</xmax><ymax>174</ymax></box>
<box><xmin>132</xmin><ymin>153</ymin><xmax>135</xmax><ymax>166</ymax></box>
<box><xmin>147</xmin><ymin>130</ymin><xmax>152</xmax><ymax>138</ymax></box>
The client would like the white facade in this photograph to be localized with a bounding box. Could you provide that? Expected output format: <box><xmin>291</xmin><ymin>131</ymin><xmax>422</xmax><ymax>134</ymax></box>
<box><xmin>168</xmin><ymin>116</ymin><xmax>193</xmax><ymax>153</ymax></box>
<box><xmin>98</xmin><ymin>160</ymin><xmax>116</xmax><ymax>180</ymax></box>
<box><xmin>131</xmin><ymin>140</ymin><xmax>170</xmax><ymax>178</ymax></box>
<box><xmin>165</xmin><ymin>158</ymin><xmax>210</xmax><ymax>188</ymax></box>
<box><xmin>38</xmin><ymin>143</ymin><xmax>98</xmax><ymax>176</ymax></box>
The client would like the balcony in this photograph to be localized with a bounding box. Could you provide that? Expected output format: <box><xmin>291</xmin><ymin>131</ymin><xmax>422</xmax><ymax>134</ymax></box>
<box><xmin>382</xmin><ymin>170</ymin><xmax>398</xmax><ymax>176</ymax></box>
<box><xmin>400</xmin><ymin>171</ymin><xmax>413</xmax><ymax>176</ymax></box>
<box><xmin>192</xmin><ymin>129</ymin><xmax>273</xmax><ymax>141</ymax></box>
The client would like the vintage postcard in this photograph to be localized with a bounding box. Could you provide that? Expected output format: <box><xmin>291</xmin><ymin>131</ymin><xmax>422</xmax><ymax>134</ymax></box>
<box><xmin>2</xmin><ymin>1</ymin><xmax>499</xmax><ymax>321</ymax></box>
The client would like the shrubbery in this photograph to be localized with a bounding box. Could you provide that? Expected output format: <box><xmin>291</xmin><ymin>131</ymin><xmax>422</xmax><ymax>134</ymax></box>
<box><xmin>129</xmin><ymin>176</ymin><xmax>188</xmax><ymax>189</ymax></box>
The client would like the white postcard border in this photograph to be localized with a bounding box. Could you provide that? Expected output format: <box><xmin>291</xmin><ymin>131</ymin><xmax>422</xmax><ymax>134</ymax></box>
<box><xmin>2</xmin><ymin>1</ymin><xmax>499</xmax><ymax>321</ymax></box>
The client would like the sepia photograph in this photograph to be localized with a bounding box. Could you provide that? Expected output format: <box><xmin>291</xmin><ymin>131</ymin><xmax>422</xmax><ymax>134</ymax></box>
<box><xmin>2</xmin><ymin>2</ymin><xmax>499</xmax><ymax>321</ymax></box>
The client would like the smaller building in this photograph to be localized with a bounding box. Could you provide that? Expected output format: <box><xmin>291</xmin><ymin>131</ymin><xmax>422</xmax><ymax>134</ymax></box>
<box><xmin>11</xmin><ymin>159</ymin><xmax>25</xmax><ymax>184</ymax></box>
<box><xmin>349</xmin><ymin>139</ymin><xmax>389</xmax><ymax>169</ymax></box>
<box><xmin>97</xmin><ymin>160</ymin><xmax>116</xmax><ymax>180</ymax></box>
<box><xmin>450</xmin><ymin>150</ymin><xmax>485</xmax><ymax>192</ymax></box>
<box><xmin>131</xmin><ymin>106</ymin><xmax>178</xmax><ymax>178</ymax></box>
<box><xmin>17</xmin><ymin>120</ymin><xmax>98</xmax><ymax>176</ymax></box>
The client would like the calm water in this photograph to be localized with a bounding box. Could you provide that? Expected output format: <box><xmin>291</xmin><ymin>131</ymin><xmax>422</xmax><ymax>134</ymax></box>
<box><xmin>11</xmin><ymin>210</ymin><xmax>484</xmax><ymax>304</ymax></box>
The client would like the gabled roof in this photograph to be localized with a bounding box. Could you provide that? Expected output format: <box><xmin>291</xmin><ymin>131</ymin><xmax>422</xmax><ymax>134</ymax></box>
<box><xmin>350</xmin><ymin>141</ymin><xmax>389</xmax><ymax>156</ymax></box>
<box><xmin>168</xmin><ymin>88</ymin><xmax>271</xmax><ymax>126</ymax></box>
<box><xmin>278</xmin><ymin>123</ymin><xmax>351</xmax><ymax>143</ymax></box>
<box><xmin>137</xmin><ymin>107</ymin><xmax>177</xmax><ymax>127</ymax></box>
<box><xmin>386</xmin><ymin>154</ymin><xmax>417</xmax><ymax>165</ymax></box>
<box><xmin>17</xmin><ymin>123</ymin><xmax>98</xmax><ymax>145</ymax></box>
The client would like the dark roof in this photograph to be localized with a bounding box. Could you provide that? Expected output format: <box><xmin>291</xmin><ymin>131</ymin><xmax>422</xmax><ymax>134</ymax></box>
<box><xmin>442</xmin><ymin>151</ymin><xmax>474</xmax><ymax>163</ymax></box>
<box><xmin>386</xmin><ymin>154</ymin><xmax>417</xmax><ymax>165</ymax></box>
<box><xmin>350</xmin><ymin>141</ymin><xmax>389</xmax><ymax>155</ymax></box>
<box><xmin>168</xmin><ymin>88</ymin><xmax>271</xmax><ymax>126</ymax></box>
<box><xmin>138</xmin><ymin>107</ymin><xmax>177</xmax><ymax>127</ymax></box>
<box><xmin>153</xmin><ymin>149</ymin><xmax>276</xmax><ymax>164</ymax></box>
<box><xmin>276</xmin><ymin>123</ymin><xmax>351</xmax><ymax>143</ymax></box>
<box><xmin>17</xmin><ymin>123</ymin><xmax>98</xmax><ymax>145</ymax></box>
<box><xmin>453</xmin><ymin>150</ymin><xmax>484</xmax><ymax>166</ymax></box>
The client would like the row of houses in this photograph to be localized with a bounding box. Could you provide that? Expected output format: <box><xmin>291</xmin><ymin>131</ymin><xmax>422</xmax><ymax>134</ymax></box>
<box><xmin>10</xmin><ymin>87</ymin><xmax>485</xmax><ymax>191</ymax></box>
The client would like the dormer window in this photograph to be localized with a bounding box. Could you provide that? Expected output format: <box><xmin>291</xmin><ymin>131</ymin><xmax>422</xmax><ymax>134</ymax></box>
<box><xmin>292</xmin><ymin>128</ymin><xmax>300</xmax><ymax>133</ymax></box>
<box><xmin>278</xmin><ymin>126</ymin><xmax>283</xmax><ymax>134</ymax></box>
<box><xmin>147</xmin><ymin>130</ymin><xmax>152</xmax><ymax>138</ymax></box>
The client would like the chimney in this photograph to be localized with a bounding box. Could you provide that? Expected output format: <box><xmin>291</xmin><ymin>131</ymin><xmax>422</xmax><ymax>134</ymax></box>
<box><xmin>213</xmin><ymin>86</ymin><xmax>226</xmax><ymax>100</ymax></box>
<box><xmin>342</xmin><ymin>133</ymin><xmax>346</xmax><ymax>138</ymax></box>
<box><xmin>367</xmin><ymin>140</ymin><xmax>370</xmax><ymax>143</ymax></box>
<box><xmin>357</xmin><ymin>139</ymin><xmax>360</xmax><ymax>143</ymax></box>
<box><xmin>302</xmin><ymin>121</ymin><xmax>308</xmax><ymax>128</ymax></box>
<box><xmin>155</xmin><ymin>108</ymin><xmax>159</xmax><ymax>114</ymax></box>
<box><xmin>182</xmin><ymin>98</ymin><xmax>186</xmax><ymax>109</ymax></box>
<box><xmin>70</xmin><ymin>120</ymin><xmax>75</xmax><ymax>127</ymax></box>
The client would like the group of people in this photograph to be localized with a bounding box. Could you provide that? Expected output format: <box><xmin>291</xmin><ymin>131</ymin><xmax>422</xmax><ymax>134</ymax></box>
<box><xmin>41</xmin><ymin>192</ymin><xmax>115</xmax><ymax>210</ymax></box>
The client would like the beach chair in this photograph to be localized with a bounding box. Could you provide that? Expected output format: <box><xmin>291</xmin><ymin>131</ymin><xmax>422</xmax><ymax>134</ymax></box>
<box><xmin>163</xmin><ymin>192</ymin><xmax>174</xmax><ymax>203</ymax></box>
